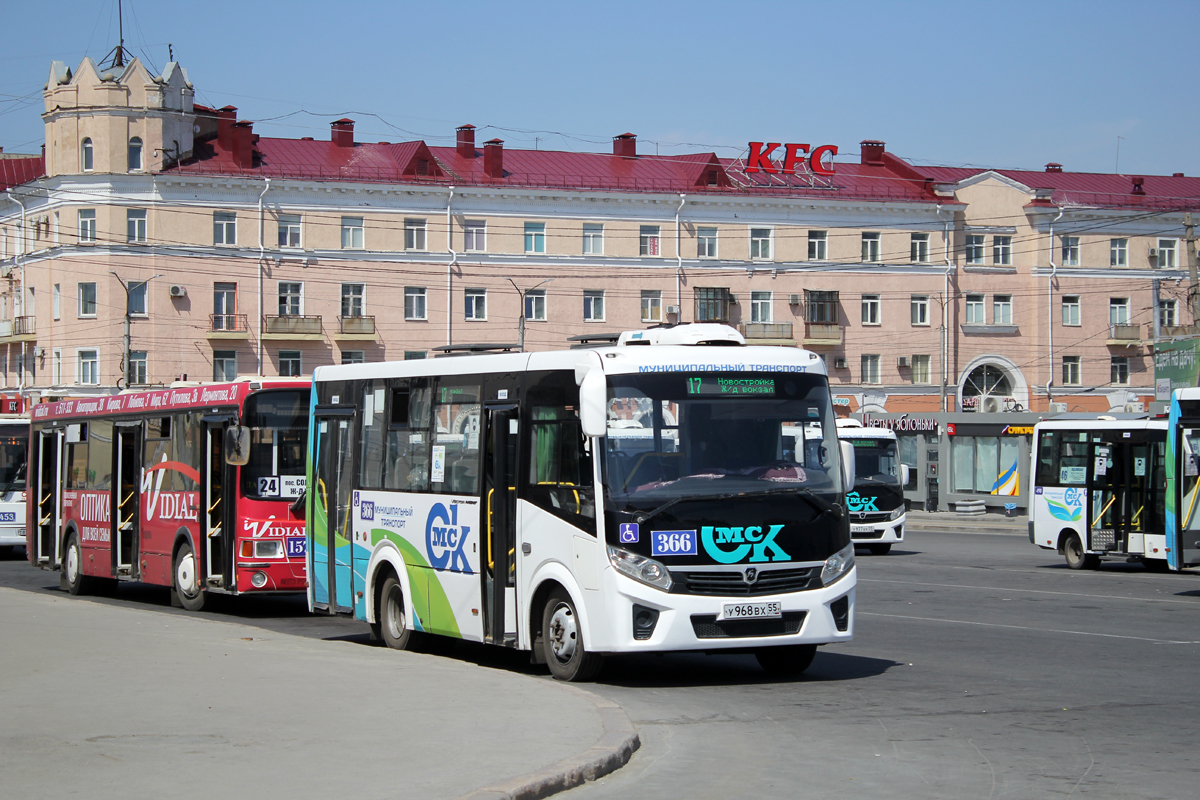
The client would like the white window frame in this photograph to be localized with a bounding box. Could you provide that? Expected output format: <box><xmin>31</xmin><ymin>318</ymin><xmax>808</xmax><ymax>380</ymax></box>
<box><xmin>341</xmin><ymin>350</ymin><xmax>365</xmax><ymax>365</ymax></box>
<box><xmin>965</xmin><ymin>294</ymin><xmax>985</xmax><ymax>324</ymax></box>
<box><xmin>404</xmin><ymin>218</ymin><xmax>426</xmax><ymax>251</ymax></box>
<box><xmin>127</xmin><ymin>208</ymin><xmax>147</xmax><ymax>243</ymax></box>
<box><xmin>128</xmin><ymin>350</ymin><xmax>148</xmax><ymax>385</ymax></box>
<box><xmin>993</xmin><ymin>294</ymin><xmax>1013</xmax><ymax>325</ymax></box>
<box><xmin>965</xmin><ymin>234</ymin><xmax>985</xmax><ymax>265</ymax></box>
<box><xmin>1158</xmin><ymin>239</ymin><xmax>1178</xmax><ymax>269</ymax></box>
<box><xmin>911</xmin><ymin>295</ymin><xmax>929</xmax><ymax>326</ymax></box>
<box><xmin>342</xmin><ymin>217</ymin><xmax>365</xmax><ymax>250</ymax></box>
<box><xmin>808</xmin><ymin>230</ymin><xmax>827</xmax><ymax>260</ymax></box>
<box><xmin>404</xmin><ymin>287</ymin><xmax>427</xmax><ymax>321</ymax></box>
<box><xmin>81</xmin><ymin>138</ymin><xmax>94</xmax><ymax>172</ymax></box>
<box><xmin>861</xmin><ymin>294</ymin><xmax>881</xmax><ymax>325</ymax></box>
<box><xmin>641</xmin><ymin>290</ymin><xmax>662</xmax><ymax>323</ymax></box>
<box><xmin>53</xmin><ymin>283</ymin><xmax>61</xmax><ymax>320</ymax></box>
<box><xmin>465</xmin><ymin>288</ymin><xmax>487</xmax><ymax>321</ymax></box>
<box><xmin>78</xmin><ymin>282</ymin><xmax>97</xmax><ymax>318</ymax></box>
<box><xmin>697</xmin><ymin>226</ymin><xmax>717</xmax><ymax>258</ymax></box>
<box><xmin>1062</xmin><ymin>236</ymin><xmax>1080</xmax><ymax>266</ymax></box>
<box><xmin>1110</xmin><ymin>238</ymin><xmax>1127</xmax><ymax>267</ymax></box>
<box><xmin>993</xmin><ymin>235</ymin><xmax>1012</xmax><ymax>266</ymax></box>
<box><xmin>911</xmin><ymin>233</ymin><xmax>929</xmax><ymax>263</ymax></box>
<box><xmin>213</xmin><ymin>349</ymin><xmax>237</xmax><ymax>381</ymax></box>
<box><xmin>341</xmin><ymin>283</ymin><xmax>366</xmax><ymax>318</ymax></box>
<box><xmin>129</xmin><ymin>281</ymin><xmax>148</xmax><ymax>317</ymax></box>
<box><xmin>52</xmin><ymin>348</ymin><xmax>62</xmax><ymax>385</ymax></box>
<box><xmin>278</xmin><ymin>214</ymin><xmax>302</xmax><ymax>249</ymax></box>
<box><xmin>525</xmin><ymin>289</ymin><xmax>547</xmax><ymax>321</ymax></box>
<box><xmin>463</xmin><ymin>220</ymin><xmax>486</xmax><ymax>252</ymax></box>
<box><xmin>1110</xmin><ymin>297</ymin><xmax>1130</xmax><ymax>326</ymax></box>
<box><xmin>640</xmin><ymin>225</ymin><xmax>661</xmax><ymax>257</ymax></box>
<box><xmin>750</xmin><ymin>291</ymin><xmax>772</xmax><ymax>323</ymax></box>
<box><xmin>861</xmin><ymin>232</ymin><xmax>881</xmax><ymax>262</ymax></box>
<box><xmin>1063</xmin><ymin>355</ymin><xmax>1081</xmax><ymax>386</ymax></box>
<box><xmin>912</xmin><ymin>354</ymin><xmax>931</xmax><ymax>384</ymax></box>
<box><xmin>214</xmin><ymin>212</ymin><xmax>237</xmax><ymax>246</ymax></box>
<box><xmin>1111</xmin><ymin>356</ymin><xmax>1129</xmax><ymax>386</ymax></box>
<box><xmin>278</xmin><ymin>282</ymin><xmax>303</xmax><ymax>316</ymax></box>
<box><xmin>128</xmin><ymin>137</ymin><xmax>143</xmax><ymax>172</ymax></box>
<box><xmin>1160</xmin><ymin>299</ymin><xmax>1177</xmax><ymax>328</ymax></box>
<box><xmin>278</xmin><ymin>349</ymin><xmax>302</xmax><ymax>377</ymax></box>
<box><xmin>524</xmin><ymin>222</ymin><xmax>546</xmax><ymax>254</ymax></box>
<box><xmin>749</xmin><ymin>227</ymin><xmax>772</xmax><ymax>260</ymax></box>
<box><xmin>1062</xmin><ymin>295</ymin><xmax>1081</xmax><ymax>326</ymax></box>
<box><xmin>78</xmin><ymin>209</ymin><xmax>96</xmax><ymax>243</ymax></box>
<box><xmin>860</xmin><ymin>354</ymin><xmax>881</xmax><ymax>385</ymax></box>
<box><xmin>76</xmin><ymin>348</ymin><xmax>100</xmax><ymax>385</ymax></box>
<box><xmin>583</xmin><ymin>290</ymin><xmax>605</xmax><ymax>322</ymax></box>
<box><xmin>582</xmin><ymin>223</ymin><xmax>603</xmax><ymax>255</ymax></box>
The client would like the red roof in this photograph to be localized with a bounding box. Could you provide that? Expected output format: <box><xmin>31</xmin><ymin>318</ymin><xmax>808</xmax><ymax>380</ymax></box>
<box><xmin>916</xmin><ymin>165</ymin><xmax>1200</xmax><ymax>211</ymax></box>
<box><xmin>0</xmin><ymin>156</ymin><xmax>45</xmax><ymax>191</ymax></box>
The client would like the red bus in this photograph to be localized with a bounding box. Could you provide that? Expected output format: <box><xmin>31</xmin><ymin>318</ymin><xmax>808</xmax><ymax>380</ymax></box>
<box><xmin>27</xmin><ymin>379</ymin><xmax>310</xmax><ymax>610</ymax></box>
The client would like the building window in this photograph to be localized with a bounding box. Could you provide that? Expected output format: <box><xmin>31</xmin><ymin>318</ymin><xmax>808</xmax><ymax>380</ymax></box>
<box><xmin>278</xmin><ymin>214</ymin><xmax>301</xmax><ymax>248</ymax></box>
<box><xmin>911</xmin><ymin>295</ymin><xmax>929</xmax><ymax>326</ymax></box>
<box><xmin>808</xmin><ymin>230</ymin><xmax>827</xmax><ymax>260</ymax></box>
<box><xmin>694</xmin><ymin>287</ymin><xmax>731</xmax><ymax>322</ymax></box>
<box><xmin>279</xmin><ymin>350</ymin><xmax>301</xmax><ymax>377</ymax></box>
<box><xmin>583</xmin><ymin>290</ymin><xmax>605</xmax><ymax>322</ymax></box>
<box><xmin>750</xmin><ymin>228</ymin><xmax>772</xmax><ymax>260</ymax></box>
<box><xmin>697</xmin><ymin>226</ymin><xmax>717</xmax><ymax>258</ymax></box>
<box><xmin>77</xmin><ymin>349</ymin><xmax>99</xmax><ymax>385</ymax></box>
<box><xmin>912</xmin><ymin>354</ymin><xmax>931</xmax><ymax>384</ymax></box>
<box><xmin>463</xmin><ymin>220</ymin><xmax>486</xmax><ymax>252</ymax></box>
<box><xmin>641</xmin><ymin>290</ymin><xmax>662</xmax><ymax>322</ymax></box>
<box><xmin>1062</xmin><ymin>355</ymin><xmax>1081</xmax><ymax>386</ymax></box>
<box><xmin>213</xmin><ymin>350</ymin><xmax>237</xmax><ymax>381</ymax></box>
<box><xmin>965</xmin><ymin>294</ymin><xmax>985</xmax><ymax>324</ymax></box>
<box><xmin>214</xmin><ymin>212</ymin><xmax>236</xmax><ymax>246</ymax></box>
<box><xmin>1062</xmin><ymin>236</ymin><xmax>1080</xmax><ymax>266</ymax></box>
<box><xmin>129</xmin><ymin>281</ymin><xmax>147</xmax><ymax>316</ymax></box>
<box><xmin>640</xmin><ymin>225</ymin><xmax>661</xmax><ymax>257</ymax></box>
<box><xmin>53</xmin><ymin>283</ymin><xmax>61</xmax><ymax>320</ymax></box>
<box><xmin>1110</xmin><ymin>238</ymin><xmax>1127</xmax><ymax>267</ymax></box>
<box><xmin>465</xmin><ymin>288</ymin><xmax>486</xmax><ymax>321</ymax></box>
<box><xmin>861</xmin><ymin>232</ymin><xmax>881</xmax><ymax>262</ymax></box>
<box><xmin>993</xmin><ymin>294</ymin><xmax>1013</xmax><ymax>325</ymax></box>
<box><xmin>911</xmin><ymin>233</ymin><xmax>929</xmax><ymax>263</ymax></box>
<box><xmin>52</xmin><ymin>348</ymin><xmax>62</xmax><ymax>384</ymax></box>
<box><xmin>126</xmin><ymin>209</ymin><xmax>147</xmax><ymax>243</ymax></box>
<box><xmin>404</xmin><ymin>287</ymin><xmax>426</xmax><ymax>321</ymax></box>
<box><xmin>128</xmin><ymin>137</ymin><xmax>143</xmax><ymax>171</ymax></box>
<box><xmin>341</xmin><ymin>350</ymin><xmax>365</xmax><ymax>365</ymax></box>
<box><xmin>1110</xmin><ymin>297</ymin><xmax>1130</xmax><ymax>326</ymax></box>
<box><xmin>952</xmin><ymin>435</ymin><xmax>1021</xmax><ymax>494</ymax></box>
<box><xmin>965</xmin><ymin>234</ymin><xmax>985</xmax><ymax>265</ymax></box>
<box><xmin>78</xmin><ymin>209</ymin><xmax>96</xmax><ymax>242</ymax></box>
<box><xmin>805</xmin><ymin>290</ymin><xmax>839</xmax><ymax>324</ymax></box>
<box><xmin>861</xmin><ymin>294</ymin><xmax>881</xmax><ymax>325</ymax></box>
<box><xmin>993</xmin><ymin>236</ymin><xmax>1012</xmax><ymax>265</ymax></box>
<box><xmin>525</xmin><ymin>289</ymin><xmax>547</xmax><ymax>321</ymax></box>
<box><xmin>861</xmin><ymin>354</ymin><xmax>881</xmax><ymax>384</ymax></box>
<box><xmin>78</xmin><ymin>282</ymin><xmax>97</xmax><ymax>317</ymax></box>
<box><xmin>1062</xmin><ymin>295</ymin><xmax>1081</xmax><ymax>326</ymax></box>
<box><xmin>1111</xmin><ymin>356</ymin><xmax>1129</xmax><ymax>385</ymax></box>
<box><xmin>582</xmin><ymin>223</ymin><xmax>603</xmax><ymax>255</ymax></box>
<box><xmin>128</xmin><ymin>350</ymin><xmax>147</xmax><ymax>385</ymax></box>
<box><xmin>404</xmin><ymin>351</ymin><xmax>427</xmax><ymax>360</ymax></box>
<box><xmin>342</xmin><ymin>217</ymin><xmax>365</xmax><ymax>249</ymax></box>
<box><xmin>81</xmin><ymin>138</ymin><xmax>93</xmax><ymax>171</ymax></box>
<box><xmin>524</xmin><ymin>222</ymin><xmax>546</xmax><ymax>253</ymax></box>
<box><xmin>277</xmin><ymin>282</ymin><xmax>302</xmax><ymax>316</ymax></box>
<box><xmin>213</xmin><ymin>282</ymin><xmax>237</xmax><ymax>330</ymax></box>
<box><xmin>1160</xmin><ymin>299</ymin><xmax>1178</xmax><ymax>328</ymax></box>
<box><xmin>750</xmin><ymin>291</ymin><xmax>772</xmax><ymax>323</ymax></box>
<box><xmin>403</xmin><ymin>218</ymin><xmax>426</xmax><ymax>251</ymax></box>
<box><xmin>340</xmin><ymin>283</ymin><xmax>365</xmax><ymax>318</ymax></box>
<box><xmin>1158</xmin><ymin>239</ymin><xmax>1178</xmax><ymax>269</ymax></box>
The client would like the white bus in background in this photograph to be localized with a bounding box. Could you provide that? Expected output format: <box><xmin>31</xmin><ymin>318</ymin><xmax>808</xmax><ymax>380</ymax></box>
<box><xmin>307</xmin><ymin>324</ymin><xmax>859</xmax><ymax>681</ymax></box>
<box><xmin>836</xmin><ymin>420</ymin><xmax>908</xmax><ymax>555</ymax></box>
<box><xmin>0</xmin><ymin>412</ymin><xmax>29</xmax><ymax>557</ymax></box>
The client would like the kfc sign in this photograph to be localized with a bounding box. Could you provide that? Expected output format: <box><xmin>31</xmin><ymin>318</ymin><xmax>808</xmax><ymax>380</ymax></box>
<box><xmin>746</xmin><ymin>142</ymin><xmax>839</xmax><ymax>176</ymax></box>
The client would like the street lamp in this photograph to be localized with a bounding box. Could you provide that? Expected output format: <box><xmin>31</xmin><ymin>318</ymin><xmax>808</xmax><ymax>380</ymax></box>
<box><xmin>111</xmin><ymin>271</ymin><xmax>163</xmax><ymax>388</ymax></box>
<box><xmin>508</xmin><ymin>277</ymin><xmax>554</xmax><ymax>352</ymax></box>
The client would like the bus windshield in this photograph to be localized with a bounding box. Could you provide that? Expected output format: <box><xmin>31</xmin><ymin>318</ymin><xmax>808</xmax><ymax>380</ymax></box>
<box><xmin>0</xmin><ymin>429</ymin><xmax>26</xmax><ymax>493</ymax></box>
<box><xmin>241</xmin><ymin>389</ymin><xmax>309</xmax><ymax>499</ymax></box>
<box><xmin>850</xmin><ymin>437</ymin><xmax>902</xmax><ymax>489</ymax></box>
<box><xmin>601</xmin><ymin>371</ymin><xmax>843</xmax><ymax>507</ymax></box>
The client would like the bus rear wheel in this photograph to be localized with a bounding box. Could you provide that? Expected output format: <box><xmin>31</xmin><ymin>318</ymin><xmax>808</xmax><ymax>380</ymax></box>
<box><xmin>173</xmin><ymin>542</ymin><xmax>206</xmax><ymax>611</ymax></box>
<box><xmin>378</xmin><ymin>576</ymin><xmax>425</xmax><ymax>651</ymax></box>
<box><xmin>756</xmin><ymin>644</ymin><xmax>818</xmax><ymax>675</ymax></box>
<box><xmin>64</xmin><ymin>533</ymin><xmax>91</xmax><ymax>596</ymax></box>
<box><xmin>542</xmin><ymin>589</ymin><xmax>603</xmax><ymax>682</ymax></box>
<box><xmin>1063</xmin><ymin>533</ymin><xmax>1099</xmax><ymax>570</ymax></box>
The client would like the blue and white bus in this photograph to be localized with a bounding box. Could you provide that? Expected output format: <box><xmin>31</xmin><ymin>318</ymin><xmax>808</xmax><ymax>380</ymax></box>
<box><xmin>306</xmin><ymin>324</ymin><xmax>858</xmax><ymax>680</ymax></box>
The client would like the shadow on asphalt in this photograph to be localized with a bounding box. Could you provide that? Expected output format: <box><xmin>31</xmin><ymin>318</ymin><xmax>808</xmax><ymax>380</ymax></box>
<box><xmin>854</xmin><ymin>548</ymin><xmax>921</xmax><ymax>557</ymax></box>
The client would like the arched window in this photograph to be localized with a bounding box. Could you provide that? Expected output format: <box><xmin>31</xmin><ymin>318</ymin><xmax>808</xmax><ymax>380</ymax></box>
<box><xmin>962</xmin><ymin>364</ymin><xmax>1013</xmax><ymax>413</ymax></box>
<box><xmin>128</xmin><ymin>137</ymin><xmax>143</xmax><ymax>171</ymax></box>
<box><xmin>81</xmin><ymin>138</ymin><xmax>93</xmax><ymax>171</ymax></box>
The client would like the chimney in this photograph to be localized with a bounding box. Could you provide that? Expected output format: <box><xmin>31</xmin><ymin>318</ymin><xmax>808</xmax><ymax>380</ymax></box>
<box><xmin>1173</xmin><ymin>172</ymin><xmax>1185</xmax><ymax>177</ymax></box>
<box><xmin>613</xmin><ymin>132</ymin><xmax>636</xmax><ymax>158</ymax></box>
<box><xmin>1131</xmin><ymin>176</ymin><xmax>1145</xmax><ymax>195</ymax></box>
<box><xmin>331</xmin><ymin>118</ymin><xmax>355</xmax><ymax>148</ymax></box>
<box><xmin>217</xmin><ymin>106</ymin><xmax>238</xmax><ymax>151</ymax></box>
<box><xmin>1045</xmin><ymin>163</ymin><xmax>1063</xmax><ymax>173</ymax></box>
<box><xmin>457</xmin><ymin>124</ymin><xmax>476</xmax><ymax>158</ymax></box>
<box><xmin>232</xmin><ymin>120</ymin><xmax>254</xmax><ymax>168</ymax></box>
<box><xmin>483</xmin><ymin>138</ymin><xmax>504</xmax><ymax>179</ymax></box>
<box><xmin>860</xmin><ymin>140</ymin><xmax>885</xmax><ymax>166</ymax></box>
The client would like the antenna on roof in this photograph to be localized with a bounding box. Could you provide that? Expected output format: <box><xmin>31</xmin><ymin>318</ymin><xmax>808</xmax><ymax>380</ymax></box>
<box><xmin>98</xmin><ymin>0</ymin><xmax>129</xmax><ymax>70</ymax></box>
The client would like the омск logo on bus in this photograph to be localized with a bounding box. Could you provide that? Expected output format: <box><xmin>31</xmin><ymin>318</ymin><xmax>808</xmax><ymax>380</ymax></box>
<box><xmin>426</xmin><ymin>502</ymin><xmax>473</xmax><ymax>573</ymax></box>
<box><xmin>700</xmin><ymin>525</ymin><xmax>791</xmax><ymax>564</ymax></box>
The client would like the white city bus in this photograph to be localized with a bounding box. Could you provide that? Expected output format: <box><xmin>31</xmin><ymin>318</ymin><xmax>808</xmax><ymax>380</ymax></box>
<box><xmin>0</xmin><ymin>415</ymin><xmax>29</xmax><ymax>556</ymax></box>
<box><xmin>307</xmin><ymin>324</ymin><xmax>858</xmax><ymax>680</ymax></box>
<box><xmin>836</xmin><ymin>420</ymin><xmax>907</xmax><ymax>555</ymax></box>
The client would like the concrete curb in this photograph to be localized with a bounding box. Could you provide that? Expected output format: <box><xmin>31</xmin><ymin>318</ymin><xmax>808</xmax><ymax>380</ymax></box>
<box><xmin>457</xmin><ymin>685</ymin><xmax>640</xmax><ymax>800</ymax></box>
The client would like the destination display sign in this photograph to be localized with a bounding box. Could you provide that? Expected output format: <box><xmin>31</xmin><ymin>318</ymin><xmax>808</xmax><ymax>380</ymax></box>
<box><xmin>685</xmin><ymin>376</ymin><xmax>776</xmax><ymax>396</ymax></box>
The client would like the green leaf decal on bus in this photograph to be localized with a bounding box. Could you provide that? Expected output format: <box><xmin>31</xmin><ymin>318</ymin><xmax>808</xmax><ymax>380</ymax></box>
<box><xmin>371</xmin><ymin>528</ymin><xmax>462</xmax><ymax>638</ymax></box>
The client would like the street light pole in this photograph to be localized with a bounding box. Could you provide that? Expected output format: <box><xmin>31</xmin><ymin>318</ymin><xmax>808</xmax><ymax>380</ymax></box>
<box><xmin>110</xmin><ymin>272</ymin><xmax>163</xmax><ymax>388</ymax></box>
<box><xmin>507</xmin><ymin>277</ymin><xmax>553</xmax><ymax>352</ymax></box>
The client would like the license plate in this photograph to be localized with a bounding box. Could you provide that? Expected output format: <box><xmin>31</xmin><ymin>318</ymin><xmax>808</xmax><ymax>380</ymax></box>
<box><xmin>721</xmin><ymin>601</ymin><xmax>781</xmax><ymax>620</ymax></box>
<box><xmin>286</xmin><ymin>536</ymin><xmax>307</xmax><ymax>558</ymax></box>
<box><xmin>0</xmin><ymin>512</ymin><xmax>14</xmax><ymax>522</ymax></box>
<box><xmin>851</xmin><ymin>524</ymin><xmax>877</xmax><ymax>533</ymax></box>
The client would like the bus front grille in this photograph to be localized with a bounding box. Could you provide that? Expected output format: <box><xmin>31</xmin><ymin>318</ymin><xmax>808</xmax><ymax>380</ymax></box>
<box><xmin>673</xmin><ymin>567</ymin><xmax>821</xmax><ymax>596</ymax></box>
<box><xmin>690</xmin><ymin>612</ymin><xmax>806</xmax><ymax>639</ymax></box>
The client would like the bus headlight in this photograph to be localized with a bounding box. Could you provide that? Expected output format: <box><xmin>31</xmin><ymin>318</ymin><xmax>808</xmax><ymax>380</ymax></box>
<box><xmin>240</xmin><ymin>540</ymin><xmax>283</xmax><ymax>558</ymax></box>
<box><xmin>889</xmin><ymin>506</ymin><xmax>905</xmax><ymax>521</ymax></box>
<box><xmin>250</xmin><ymin>571</ymin><xmax>268</xmax><ymax>588</ymax></box>
<box><xmin>821</xmin><ymin>543</ymin><xmax>855</xmax><ymax>586</ymax></box>
<box><xmin>607</xmin><ymin>546</ymin><xmax>673</xmax><ymax>591</ymax></box>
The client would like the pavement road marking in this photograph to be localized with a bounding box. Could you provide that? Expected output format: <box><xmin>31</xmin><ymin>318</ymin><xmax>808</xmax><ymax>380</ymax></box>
<box><xmin>858</xmin><ymin>611</ymin><xmax>1200</xmax><ymax>645</ymax></box>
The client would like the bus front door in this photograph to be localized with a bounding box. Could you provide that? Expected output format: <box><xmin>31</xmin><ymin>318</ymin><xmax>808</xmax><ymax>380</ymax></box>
<box><xmin>203</xmin><ymin>422</ymin><xmax>233</xmax><ymax>588</ymax></box>
<box><xmin>35</xmin><ymin>429</ymin><xmax>61</xmax><ymax>565</ymax></box>
<box><xmin>483</xmin><ymin>405</ymin><xmax>518</xmax><ymax>646</ymax></box>
<box><xmin>1177</xmin><ymin>427</ymin><xmax>1200</xmax><ymax>568</ymax></box>
<box><xmin>313</xmin><ymin>411</ymin><xmax>355</xmax><ymax>614</ymax></box>
<box><xmin>113</xmin><ymin>423</ymin><xmax>142</xmax><ymax>578</ymax></box>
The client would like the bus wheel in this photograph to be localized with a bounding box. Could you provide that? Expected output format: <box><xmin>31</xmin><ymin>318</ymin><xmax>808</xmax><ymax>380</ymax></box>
<box><xmin>542</xmin><ymin>589</ymin><xmax>603</xmax><ymax>682</ymax></box>
<box><xmin>756</xmin><ymin>644</ymin><xmax>818</xmax><ymax>675</ymax></box>
<box><xmin>1063</xmin><ymin>533</ymin><xmax>1099</xmax><ymax>570</ymax></box>
<box><xmin>173</xmin><ymin>542</ymin><xmax>206</xmax><ymax>612</ymax></box>
<box><xmin>379</xmin><ymin>576</ymin><xmax>424</xmax><ymax>651</ymax></box>
<box><xmin>868</xmin><ymin>543</ymin><xmax>892</xmax><ymax>555</ymax></box>
<box><xmin>64</xmin><ymin>533</ymin><xmax>91</xmax><ymax>596</ymax></box>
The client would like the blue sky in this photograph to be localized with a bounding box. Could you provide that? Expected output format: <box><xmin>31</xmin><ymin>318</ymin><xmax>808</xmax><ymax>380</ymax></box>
<box><xmin>3</xmin><ymin>0</ymin><xmax>1197</xmax><ymax>176</ymax></box>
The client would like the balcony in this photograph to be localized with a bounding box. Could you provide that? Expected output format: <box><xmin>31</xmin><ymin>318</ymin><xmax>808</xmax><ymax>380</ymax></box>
<box><xmin>1159</xmin><ymin>324</ymin><xmax>1199</xmax><ymax>340</ymax></box>
<box><xmin>802</xmin><ymin>322</ymin><xmax>843</xmax><ymax>347</ymax></box>
<box><xmin>1107</xmin><ymin>324</ymin><xmax>1143</xmax><ymax>347</ymax></box>
<box><xmin>335</xmin><ymin>315</ymin><xmax>377</xmax><ymax>340</ymax></box>
<box><xmin>960</xmin><ymin>322</ymin><xmax>1019</xmax><ymax>336</ymax></box>
<box><xmin>263</xmin><ymin>314</ymin><xmax>323</xmax><ymax>340</ymax></box>
<box><xmin>0</xmin><ymin>316</ymin><xmax>35</xmax><ymax>343</ymax></box>
<box><xmin>207</xmin><ymin>314</ymin><xmax>251</xmax><ymax>339</ymax></box>
<box><xmin>737</xmin><ymin>322</ymin><xmax>795</xmax><ymax>346</ymax></box>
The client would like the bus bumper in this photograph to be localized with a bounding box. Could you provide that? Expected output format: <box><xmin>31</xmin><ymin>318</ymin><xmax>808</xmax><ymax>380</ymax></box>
<box><xmin>0</xmin><ymin>524</ymin><xmax>25</xmax><ymax>548</ymax></box>
<box><xmin>850</xmin><ymin>516</ymin><xmax>905</xmax><ymax>545</ymax></box>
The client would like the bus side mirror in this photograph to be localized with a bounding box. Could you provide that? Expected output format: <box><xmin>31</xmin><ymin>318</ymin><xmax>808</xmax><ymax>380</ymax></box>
<box><xmin>225</xmin><ymin>425</ymin><xmax>251</xmax><ymax>466</ymax></box>
<box><xmin>901</xmin><ymin>464</ymin><xmax>910</xmax><ymax>486</ymax></box>
<box><xmin>839</xmin><ymin>440</ymin><xmax>856</xmax><ymax>490</ymax></box>
<box><xmin>579</xmin><ymin>370</ymin><xmax>607</xmax><ymax>438</ymax></box>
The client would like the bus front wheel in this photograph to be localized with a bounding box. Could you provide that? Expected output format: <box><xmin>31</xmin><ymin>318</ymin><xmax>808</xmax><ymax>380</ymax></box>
<box><xmin>1063</xmin><ymin>533</ymin><xmax>1099</xmax><ymax>570</ymax></box>
<box><xmin>542</xmin><ymin>589</ymin><xmax>603</xmax><ymax>682</ymax></box>
<box><xmin>868</xmin><ymin>543</ymin><xmax>892</xmax><ymax>555</ymax></box>
<box><xmin>64</xmin><ymin>533</ymin><xmax>91</xmax><ymax>596</ymax></box>
<box><xmin>173</xmin><ymin>542</ymin><xmax>206</xmax><ymax>611</ymax></box>
<box><xmin>378</xmin><ymin>576</ymin><xmax>424</xmax><ymax>651</ymax></box>
<box><xmin>756</xmin><ymin>644</ymin><xmax>818</xmax><ymax>675</ymax></box>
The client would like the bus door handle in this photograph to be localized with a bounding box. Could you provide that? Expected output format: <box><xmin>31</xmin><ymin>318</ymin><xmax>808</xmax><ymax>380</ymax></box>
<box><xmin>1091</xmin><ymin>495</ymin><xmax>1116</xmax><ymax>527</ymax></box>
<box><xmin>208</xmin><ymin>525</ymin><xmax>222</xmax><ymax>539</ymax></box>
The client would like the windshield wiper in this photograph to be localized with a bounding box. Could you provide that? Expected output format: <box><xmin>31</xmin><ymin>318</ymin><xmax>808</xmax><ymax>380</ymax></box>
<box><xmin>0</xmin><ymin>458</ymin><xmax>25</xmax><ymax>496</ymax></box>
<box><xmin>629</xmin><ymin>485</ymin><xmax>842</xmax><ymax>526</ymax></box>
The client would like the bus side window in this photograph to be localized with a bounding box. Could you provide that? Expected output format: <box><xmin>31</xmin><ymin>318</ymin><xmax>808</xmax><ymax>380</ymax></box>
<box><xmin>432</xmin><ymin>379</ymin><xmax>480</xmax><ymax>495</ymax></box>
<box><xmin>358</xmin><ymin>380</ymin><xmax>387</xmax><ymax>490</ymax></box>
<box><xmin>383</xmin><ymin>379</ymin><xmax>432</xmax><ymax>492</ymax></box>
<box><xmin>1035</xmin><ymin>431</ymin><xmax>1059</xmax><ymax>486</ymax></box>
<box><xmin>524</xmin><ymin>370</ymin><xmax>596</xmax><ymax>534</ymax></box>
<box><xmin>87</xmin><ymin>419</ymin><xmax>113</xmax><ymax>491</ymax></box>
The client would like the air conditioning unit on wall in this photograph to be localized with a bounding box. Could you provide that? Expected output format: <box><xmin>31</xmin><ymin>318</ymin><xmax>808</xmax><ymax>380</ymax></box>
<box><xmin>169</xmin><ymin>285</ymin><xmax>187</xmax><ymax>298</ymax></box>
<box><xmin>981</xmin><ymin>396</ymin><xmax>1002</xmax><ymax>413</ymax></box>
<box><xmin>833</xmin><ymin>357</ymin><xmax>847</xmax><ymax>370</ymax></box>
<box><xmin>665</xmin><ymin>305</ymin><xmax>680</xmax><ymax>315</ymax></box>
<box><xmin>897</xmin><ymin>356</ymin><xmax>910</xmax><ymax>368</ymax></box>
<box><xmin>1124</xmin><ymin>402</ymin><xmax>1145</xmax><ymax>413</ymax></box>
<box><xmin>1049</xmin><ymin>402</ymin><xmax>1068</xmax><ymax>413</ymax></box>
<box><xmin>788</xmin><ymin>294</ymin><xmax>803</xmax><ymax>306</ymax></box>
